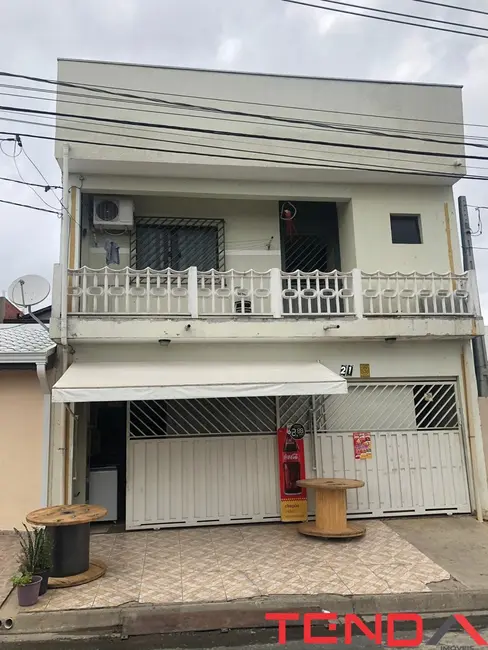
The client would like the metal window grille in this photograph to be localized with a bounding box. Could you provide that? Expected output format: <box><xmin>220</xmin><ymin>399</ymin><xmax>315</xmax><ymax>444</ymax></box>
<box><xmin>128</xmin><ymin>382</ymin><xmax>458</xmax><ymax>440</ymax></box>
<box><xmin>318</xmin><ymin>381</ymin><xmax>459</xmax><ymax>433</ymax></box>
<box><xmin>130</xmin><ymin>217</ymin><xmax>225</xmax><ymax>271</ymax></box>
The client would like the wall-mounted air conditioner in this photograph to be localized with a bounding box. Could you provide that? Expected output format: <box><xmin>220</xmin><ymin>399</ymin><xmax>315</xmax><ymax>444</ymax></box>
<box><xmin>93</xmin><ymin>196</ymin><xmax>134</xmax><ymax>229</ymax></box>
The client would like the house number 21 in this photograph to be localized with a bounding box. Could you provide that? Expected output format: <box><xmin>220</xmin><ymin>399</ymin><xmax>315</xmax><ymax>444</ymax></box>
<box><xmin>340</xmin><ymin>365</ymin><xmax>354</xmax><ymax>377</ymax></box>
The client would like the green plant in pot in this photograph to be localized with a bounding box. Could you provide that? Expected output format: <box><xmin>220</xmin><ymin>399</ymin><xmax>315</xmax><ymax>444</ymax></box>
<box><xmin>11</xmin><ymin>571</ymin><xmax>42</xmax><ymax>607</ymax></box>
<box><xmin>14</xmin><ymin>524</ymin><xmax>53</xmax><ymax>596</ymax></box>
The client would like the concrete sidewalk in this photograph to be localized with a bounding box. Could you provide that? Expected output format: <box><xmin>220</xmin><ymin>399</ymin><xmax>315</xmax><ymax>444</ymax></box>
<box><xmin>1</xmin><ymin>515</ymin><xmax>488</xmax><ymax>642</ymax></box>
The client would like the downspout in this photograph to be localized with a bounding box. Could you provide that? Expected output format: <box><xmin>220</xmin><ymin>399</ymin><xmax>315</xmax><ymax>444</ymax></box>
<box><xmin>60</xmin><ymin>144</ymin><xmax>70</xmax><ymax>504</ymax></box>
<box><xmin>36</xmin><ymin>363</ymin><xmax>51</xmax><ymax>507</ymax></box>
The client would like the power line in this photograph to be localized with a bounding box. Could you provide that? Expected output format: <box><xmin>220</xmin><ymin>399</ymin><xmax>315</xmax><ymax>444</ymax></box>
<box><xmin>5</xmin><ymin>84</ymin><xmax>488</xmax><ymax>145</ymax></box>
<box><xmin>313</xmin><ymin>0</ymin><xmax>488</xmax><ymax>33</ymax></box>
<box><xmin>0</xmin><ymin>174</ymin><xmax>60</xmax><ymax>189</ymax></box>
<box><xmin>13</xmin><ymin>112</ymin><xmax>488</xmax><ymax>172</ymax></box>
<box><xmin>0</xmin><ymin>104</ymin><xmax>483</xmax><ymax>161</ymax></box>
<box><xmin>411</xmin><ymin>0</ymin><xmax>488</xmax><ymax>18</ymax></box>
<box><xmin>282</xmin><ymin>0</ymin><xmax>488</xmax><ymax>39</ymax></box>
<box><xmin>3</xmin><ymin>77</ymin><xmax>486</xmax><ymax>133</ymax></box>
<box><xmin>2</xmin><ymin>129</ymin><xmax>485</xmax><ymax>182</ymax></box>
<box><xmin>0</xmin><ymin>72</ymin><xmax>479</xmax><ymax>150</ymax></box>
<box><xmin>0</xmin><ymin>198</ymin><xmax>59</xmax><ymax>214</ymax></box>
<box><xmin>11</xmin><ymin>150</ymin><xmax>60</xmax><ymax>211</ymax></box>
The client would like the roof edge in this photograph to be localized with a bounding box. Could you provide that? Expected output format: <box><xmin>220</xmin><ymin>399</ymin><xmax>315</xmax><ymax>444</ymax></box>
<box><xmin>0</xmin><ymin>345</ymin><xmax>56</xmax><ymax>365</ymax></box>
<box><xmin>57</xmin><ymin>58</ymin><xmax>463</xmax><ymax>90</ymax></box>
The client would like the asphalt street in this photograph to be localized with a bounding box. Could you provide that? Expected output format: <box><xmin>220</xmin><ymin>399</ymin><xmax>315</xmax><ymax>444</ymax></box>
<box><xmin>5</xmin><ymin>625</ymin><xmax>488</xmax><ymax>650</ymax></box>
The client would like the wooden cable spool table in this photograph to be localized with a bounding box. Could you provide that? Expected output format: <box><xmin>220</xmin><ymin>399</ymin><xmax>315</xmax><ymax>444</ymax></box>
<box><xmin>26</xmin><ymin>504</ymin><xmax>107</xmax><ymax>588</ymax></box>
<box><xmin>296</xmin><ymin>478</ymin><xmax>366</xmax><ymax>539</ymax></box>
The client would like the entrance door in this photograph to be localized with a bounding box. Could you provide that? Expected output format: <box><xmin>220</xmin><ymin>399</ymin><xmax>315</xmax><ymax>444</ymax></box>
<box><xmin>314</xmin><ymin>381</ymin><xmax>471</xmax><ymax>517</ymax></box>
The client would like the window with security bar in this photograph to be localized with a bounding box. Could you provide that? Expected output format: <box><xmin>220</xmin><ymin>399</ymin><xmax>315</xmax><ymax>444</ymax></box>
<box><xmin>131</xmin><ymin>217</ymin><xmax>225</xmax><ymax>271</ymax></box>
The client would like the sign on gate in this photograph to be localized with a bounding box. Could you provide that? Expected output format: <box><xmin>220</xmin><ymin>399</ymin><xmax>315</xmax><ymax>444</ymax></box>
<box><xmin>277</xmin><ymin>426</ymin><xmax>307</xmax><ymax>522</ymax></box>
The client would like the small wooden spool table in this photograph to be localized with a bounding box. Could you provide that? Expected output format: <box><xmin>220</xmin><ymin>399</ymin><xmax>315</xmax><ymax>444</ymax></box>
<box><xmin>26</xmin><ymin>504</ymin><xmax>107</xmax><ymax>588</ymax></box>
<box><xmin>296</xmin><ymin>478</ymin><xmax>366</xmax><ymax>539</ymax></box>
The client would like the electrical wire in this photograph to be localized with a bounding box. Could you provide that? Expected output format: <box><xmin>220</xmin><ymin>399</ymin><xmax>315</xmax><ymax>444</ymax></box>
<box><xmin>2</xmin><ymin>129</ymin><xmax>485</xmax><ymax>181</ymax></box>
<box><xmin>12</xmin><ymin>153</ymin><xmax>60</xmax><ymax>211</ymax></box>
<box><xmin>0</xmin><ymin>104</ymin><xmax>483</xmax><ymax>161</ymax></box>
<box><xmin>0</xmin><ymin>198</ymin><xmax>58</xmax><ymax>214</ymax></box>
<box><xmin>0</xmin><ymin>175</ymin><xmax>60</xmax><ymax>189</ymax></box>
<box><xmin>1</xmin><ymin>113</ymin><xmax>477</xmax><ymax>175</ymax></box>
<box><xmin>282</xmin><ymin>0</ymin><xmax>488</xmax><ymax>39</ymax></box>
<box><xmin>3</xmin><ymin>83</ymin><xmax>488</xmax><ymax>145</ymax></box>
<box><xmin>0</xmin><ymin>72</ymin><xmax>485</xmax><ymax>133</ymax></box>
<box><xmin>411</xmin><ymin>0</ymin><xmax>488</xmax><ymax>18</ymax></box>
<box><xmin>0</xmin><ymin>72</ymin><xmax>481</xmax><ymax>149</ymax></box>
<box><xmin>313</xmin><ymin>0</ymin><xmax>488</xmax><ymax>33</ymax></box>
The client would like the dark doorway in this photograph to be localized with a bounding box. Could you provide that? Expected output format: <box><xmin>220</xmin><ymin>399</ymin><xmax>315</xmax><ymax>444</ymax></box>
<box><xmin>88</xmin><ymin>402</ymin><xmax>127</xmax><ymax>522</ymax></box>
<box><xmin>279</xmin><ymin>201</ymin><xmax>341</xmax><ymax>272</ymax></box>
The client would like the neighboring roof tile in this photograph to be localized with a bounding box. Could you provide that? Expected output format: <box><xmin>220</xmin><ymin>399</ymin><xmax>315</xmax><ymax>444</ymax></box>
<box><xmin>0</xmin><ymin>324</ymin><xmax>54</xmax><ymax>355</ymax></box>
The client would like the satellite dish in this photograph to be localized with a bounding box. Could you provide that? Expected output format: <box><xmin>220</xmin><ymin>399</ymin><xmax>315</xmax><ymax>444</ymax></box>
<box><xmin>7</xmin><ymin>275</ymin><xmax>50</xmax><ymax>307</ymax></box>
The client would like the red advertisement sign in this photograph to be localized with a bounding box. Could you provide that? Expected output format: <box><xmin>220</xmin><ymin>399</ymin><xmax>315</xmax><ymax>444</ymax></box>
<box><xmin>353</xmin><ymin>432</ymin><xmax>372</xmax><ymax>460</ymax></box>
<box><xmin>277</xmin><ymin>426</ymin><xmax>307</xmax><ymax>522</ymax></box>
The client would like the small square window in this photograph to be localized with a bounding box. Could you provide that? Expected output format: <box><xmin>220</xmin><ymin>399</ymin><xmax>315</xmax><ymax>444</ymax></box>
<box><xmin>390</xmin><ymin>214</ymin><xmax>422</xmax><ymax>244</ymax></box>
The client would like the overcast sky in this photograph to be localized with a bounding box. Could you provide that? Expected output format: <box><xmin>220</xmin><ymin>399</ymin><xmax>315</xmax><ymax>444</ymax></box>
<box><xmin>1</xmin><ymin>0</ymin><xmax>488</xmax><ymax>314</ymax></box>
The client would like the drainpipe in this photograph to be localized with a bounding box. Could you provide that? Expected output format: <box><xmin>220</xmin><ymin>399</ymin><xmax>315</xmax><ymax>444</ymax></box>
<box><xmin>36</xmin><ymin>363</ymin><xmax>51</xmax><ymax>507</ymax></box>
<box><xmin>60</xmin><ymin>144</ymin><xmax>70</xmax><ymax>504</ymax></box>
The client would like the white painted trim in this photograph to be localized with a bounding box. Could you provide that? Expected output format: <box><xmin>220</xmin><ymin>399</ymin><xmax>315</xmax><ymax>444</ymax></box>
<box><xmin>226</xmin><ymin>250</ymin><xmax>281</xmax><ymax>256</ymax></box>
<box><xmin>0</xmin><ymin>347</ymin><xmax>56</xmax><ymax>365</ymax></box>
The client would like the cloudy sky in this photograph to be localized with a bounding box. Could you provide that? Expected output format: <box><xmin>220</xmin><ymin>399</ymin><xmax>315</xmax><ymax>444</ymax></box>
<box><xmin>1</xmin><ymin>0</ymin><xmax>488</xmax><ymax>314</ymax></box>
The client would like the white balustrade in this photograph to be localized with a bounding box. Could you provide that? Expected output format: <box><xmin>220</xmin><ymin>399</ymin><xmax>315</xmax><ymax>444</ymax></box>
<box><xmin>197</xmin><ymin>269</ymin><xmax>274</xmax><ymax>316</ymax></box>
<box><xmin>281</xmin><ymin>270</ymin><xmax>355</xmax><ymax>316</ymax></box>
<box><xmin>68</xmin><ymin>267</ymin><xmax>191</xmax><ymax>316</ymax></box>
<box><xmin>361</xmin><ymin>271</ymin><xmax>472</xmax><ymax>316</ymax></box>
<box><xmin>66</xmin><ymin>267</ymin><xmax>475</xmax><ymax>319</ymax></box>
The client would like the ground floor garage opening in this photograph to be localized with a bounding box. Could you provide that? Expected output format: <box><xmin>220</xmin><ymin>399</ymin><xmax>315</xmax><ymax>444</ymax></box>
<box><xmin>125</xmin><ymin>380</ymin><xmax>471</xmax><ymax>530</ymax></box>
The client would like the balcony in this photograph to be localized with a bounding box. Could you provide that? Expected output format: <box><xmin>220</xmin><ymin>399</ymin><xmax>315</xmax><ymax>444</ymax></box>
<box><xmin>53</xmin><ymin>266</ymin><xmax>481</xmax><ymax>342</ymax></box>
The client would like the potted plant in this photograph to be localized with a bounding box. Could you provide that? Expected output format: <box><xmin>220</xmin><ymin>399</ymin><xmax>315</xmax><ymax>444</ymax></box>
<box><xmin>14</xmin><ymin>524</ymin><xmax>53</xmax><ymax>595</ymax></box>
<box><xmin>11</xmin><ymin>572</ymin><xmax>42</xmax><ymax>607</ymax></box>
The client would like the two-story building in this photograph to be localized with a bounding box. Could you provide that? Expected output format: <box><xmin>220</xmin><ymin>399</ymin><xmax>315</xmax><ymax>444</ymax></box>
<box><xmin>47</xmin><ymin>58</ymin><xmax>488</xmax><ymax>531</ymax></box>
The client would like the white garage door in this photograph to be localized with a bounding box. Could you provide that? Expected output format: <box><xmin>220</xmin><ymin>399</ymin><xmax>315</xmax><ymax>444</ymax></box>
<box><xmin>126</xmin><ymin>395</ymin><xmax>314</xmax><ymax>529</ymax></box>
<box><xmin>315</xmin><ymin>381</ymin><xmax>471</xmax><ymax>517</ymax></box>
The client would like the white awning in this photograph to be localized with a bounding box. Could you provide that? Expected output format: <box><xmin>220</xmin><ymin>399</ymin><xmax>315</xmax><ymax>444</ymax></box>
<box><xmin>52</xmin><ymin>360</ymin><xmax>347</xmax><ymax>403</ymax></box>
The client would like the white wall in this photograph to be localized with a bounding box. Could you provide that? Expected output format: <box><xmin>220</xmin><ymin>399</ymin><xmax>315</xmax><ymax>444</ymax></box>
<box><xmin>80</xmin><ymin>183</ymin><xmax>461</xmax><ymax>275</ymax></box>
<box><xmin>57</xmin><ymin>60</ymin><xmax>465</xmax><ymax>184</ymax></box>
<box><xmin>73</xmin><ymin>339</ymin><xmax>464</xmax><ymax>380</ymax></box>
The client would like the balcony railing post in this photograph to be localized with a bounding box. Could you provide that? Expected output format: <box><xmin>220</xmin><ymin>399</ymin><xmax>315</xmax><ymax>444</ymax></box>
<box><xmin>351</xmin><ymin>268</ymin><xmax>364</xmax><ymax>319</ymax></box>
<box><xmin>270</xmin><ymin>268</ymin><xmax>283</xmax><ymax>318</ymax></box>
<box><xmin>188</xmin><ymin>266</ymin><xmax>199</xmax><ymax>318</ymax></box>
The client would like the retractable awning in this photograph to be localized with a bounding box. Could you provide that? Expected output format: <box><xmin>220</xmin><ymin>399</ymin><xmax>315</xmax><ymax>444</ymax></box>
<box><xmin>51</xmin><ymin>360</ymin><xmax>347</xmax><ymax>403</ymax></box>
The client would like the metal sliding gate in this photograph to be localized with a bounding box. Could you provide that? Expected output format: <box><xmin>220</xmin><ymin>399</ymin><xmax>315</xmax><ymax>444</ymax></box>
<box><xmin>314</xmin><ymin>381</ymin><xmax>471</xmax><ymax>518</ymax></box>
<box><xmin>126</xmin><ymin>381</ymin><xmax>471</xmax><ymax>529</ymax></box>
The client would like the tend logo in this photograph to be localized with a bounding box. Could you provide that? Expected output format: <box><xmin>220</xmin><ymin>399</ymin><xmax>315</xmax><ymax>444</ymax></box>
<box><xmin>264</xmin><ymin>612</ymin><xmax>488</xmax><ymax>646</ymax></box>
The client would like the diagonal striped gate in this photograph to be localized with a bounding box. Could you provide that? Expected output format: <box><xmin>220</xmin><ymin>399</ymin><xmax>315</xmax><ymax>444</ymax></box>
<box><xmin>126</xmin><ymin>381</ymin><xmax>471</xmax><ymax>529</ymax></box>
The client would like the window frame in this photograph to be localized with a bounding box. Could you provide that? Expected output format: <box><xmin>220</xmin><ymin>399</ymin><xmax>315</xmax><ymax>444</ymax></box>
<box><xmin>130</xmin><ymin>216</ymin><xmax>226</xmax><ymax>271</ymax></box>
<box><xmin>390</xmin><ymin>213</ymin><xmax>422</xmax><ymax>245</ymax></box>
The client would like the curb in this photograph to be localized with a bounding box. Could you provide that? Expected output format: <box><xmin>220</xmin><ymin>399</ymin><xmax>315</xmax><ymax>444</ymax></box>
<box><xmin>2</xmin><ymin>590</ymin><xmax>488</xmax><ymax>641</ymax></box>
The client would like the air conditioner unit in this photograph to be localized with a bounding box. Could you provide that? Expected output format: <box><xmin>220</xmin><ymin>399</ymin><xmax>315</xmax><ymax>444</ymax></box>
<box><xmin>93</xmin><ymin>196</ymin><xmax>134</xmax><ymax>229</ymax></box>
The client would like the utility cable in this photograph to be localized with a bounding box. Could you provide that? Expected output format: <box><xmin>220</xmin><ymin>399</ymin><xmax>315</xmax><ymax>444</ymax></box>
<box><xmin>12</xmin><ymin>152</ymin><xmax>60</xmax><ymax>211</ymax></box>
<box><xmin>0</xmin><ymin>174</ymin><xmax>60</xmax><ymax>189</ymax></box>
<box><xmin>0</xmin><ymin>72</ymin><xmax>480</xmax><ymax>149</ymax></box>
<box><xmin>0</xmin><ymin>198</ymin><xmax>58</xmax><ymax>214</ymax></box>
<box><xmin>2</xmin><ymin>129</ymin><xmax>484</xmax><ymax>182</ymax></box>
<box><xmin>7</xmin><ymin>112</ymin><xmax>487</xmax><ymax>172</ymax></box>
<box><xmin>282</xmin><ymin>0</ymin><xmax>488</xmax><ymax>39</ymax></box>
<box><xmin>411</xmin><ymin>0</ymin><xmax>488</xmax><ymax>18</ymax></box>
<box><xmin>0</xmin><ymin>104</ymin><xmax>483</xmax><ymax>161</ymax></box>
<box><xmin>5</xmin><ymin>85</ymin><xmax>488</xmax><ymax>144</ymax></box>
<box><xmin>2</xmin><ymin>71</ymin><xmax>488</xmax><ymax>134</ymax></box>
<box><xmin>313</xmin><ymin>0</ymin><xmax>488</xmax><ymax>33</ymax></box>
